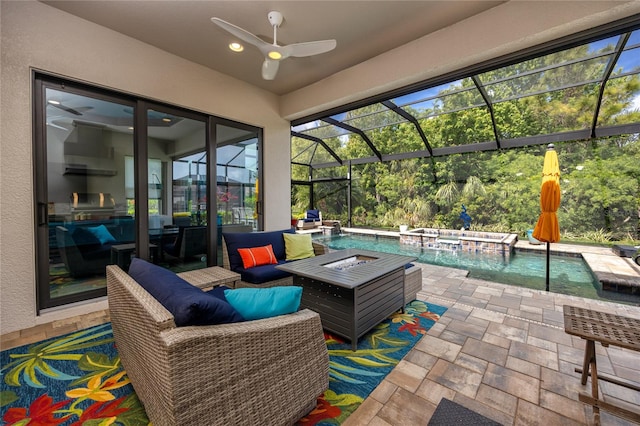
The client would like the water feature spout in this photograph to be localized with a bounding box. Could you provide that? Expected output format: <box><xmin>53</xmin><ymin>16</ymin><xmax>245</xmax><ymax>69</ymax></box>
<box><xmin>434</xmin><ymin>237</ymin><xmax>462</xmax><ymax>251</ymax></box>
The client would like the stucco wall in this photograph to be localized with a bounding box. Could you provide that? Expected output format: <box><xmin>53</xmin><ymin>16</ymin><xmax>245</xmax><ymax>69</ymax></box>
<box><xmin>0</xmin><ymin>0</ymin><xmax>290</xmax><ymax>334</ymax></box>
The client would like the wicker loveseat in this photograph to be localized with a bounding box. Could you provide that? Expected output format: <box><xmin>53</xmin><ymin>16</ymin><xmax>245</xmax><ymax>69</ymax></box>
<box><xmin>106</xmin><ymin>264</ymin><xmax>329</xmax><ymax>426</ymax></box>
<box><xmin>56</xmin><ymin>224</ymin><xmax>133</xmax><ymax>277</ymax></box>
<box><xmin>222</xmin><ymin>229</ymin><xmax>328</xmax><ymax>288</ymax></box>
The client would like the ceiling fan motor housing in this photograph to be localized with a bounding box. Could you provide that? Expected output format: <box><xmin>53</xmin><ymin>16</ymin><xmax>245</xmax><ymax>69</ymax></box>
<box><xmin>268</xmin><ymin>11</ymin><xmax>283</xmax><ymax>28</ymax></box>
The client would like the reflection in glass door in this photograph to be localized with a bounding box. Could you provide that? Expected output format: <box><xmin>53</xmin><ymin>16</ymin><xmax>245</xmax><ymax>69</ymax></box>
<box><xmin>215</xmin><ymin>122</ymin><xmax>261</xmax><ymax>264</ymax></box>
<box><xmin>38</xmin><ymin>86</ymin><xmax>135</xmax><ymax>308</ymax></box>
<box><xmin>141</xmin><ymin>108</ymin><xmax>208</xmax><ymax>272</ymax></box>
<box><xmin>35</xmin><ymin>75</ymin><xmax>263</xmax><ymax>310</ymax></box>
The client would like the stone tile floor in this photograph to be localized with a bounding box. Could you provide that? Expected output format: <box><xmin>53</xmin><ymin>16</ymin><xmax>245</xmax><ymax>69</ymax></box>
<box><xmin>2</xmin><ymin>245</ymin><xmax>639</xmax><ymax>425</ymax></box>
<box><xmin>345</xmin><ymin>263</ymin><xmax>640</xmax><ymax>426</ymax></box>
<box><xmin>0</xmin><ymin>309</ymin><xmax>111</xmax><ymax>350</ymax></box>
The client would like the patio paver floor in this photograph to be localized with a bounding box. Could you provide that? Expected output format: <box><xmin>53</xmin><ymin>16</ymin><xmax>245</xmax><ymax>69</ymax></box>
<box><xmin>346</xmin><ymin>257</ymin><xmax>640</xmax><ymax>426</ymax></box>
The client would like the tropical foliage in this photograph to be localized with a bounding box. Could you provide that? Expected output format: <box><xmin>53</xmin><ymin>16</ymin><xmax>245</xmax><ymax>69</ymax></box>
<box><xmin>292</xmin><ymin>37</ymin><xmax>640</xmax><ymax>244</ymax></box>
<box><xmin>0</xmin><ymin>324</ymin><xmax>149</xmax><ymax>425</ymax></box>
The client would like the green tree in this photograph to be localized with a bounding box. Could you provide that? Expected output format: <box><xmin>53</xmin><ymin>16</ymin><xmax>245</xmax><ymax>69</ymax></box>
<box><xmin>293</xmin><ymin>39</ymin><xmax>640</xmax><ymax>243</ymax></box>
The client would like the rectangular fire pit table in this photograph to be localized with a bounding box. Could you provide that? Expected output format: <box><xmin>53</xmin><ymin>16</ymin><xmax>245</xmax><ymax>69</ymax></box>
<box><xmin>276</xmin><ymin>249</ymin><xmax>416</xmax><ymax>350</ymax></box>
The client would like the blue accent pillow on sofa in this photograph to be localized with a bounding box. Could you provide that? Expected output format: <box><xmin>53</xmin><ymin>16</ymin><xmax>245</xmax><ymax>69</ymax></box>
<box><xmin>128</xmin><ymin>258</ymin><xmax>244</xmax><ymax>326</ymax></box>
<box><xmin>72</xmin><ymin>227</ymin><xmax>101</xmax><ymax>246</ymax></box>
<box><xmin>223</xmin><ymin>229</ymin><xmax>295</xmax><ymax>271</ymax></box>
<box><xmin>223</xmin><ymin>286</ymin><xmax>302</xmax><ymax>321</ymax></box>
<box><xmin>87</xmin><ymin>224</ymin><xmax>117</xmax><ymax>245</ymax></box>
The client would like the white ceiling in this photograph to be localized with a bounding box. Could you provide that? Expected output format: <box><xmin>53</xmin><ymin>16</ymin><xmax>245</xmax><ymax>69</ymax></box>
<box><xmin>40</xmin><ymin>1</ymin><xmax>505</xmax><ymax>96</ymax></box>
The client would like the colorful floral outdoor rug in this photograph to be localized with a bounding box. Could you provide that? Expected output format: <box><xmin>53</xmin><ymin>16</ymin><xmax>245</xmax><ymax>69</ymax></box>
<box><xmin>0</xmin><ymin>300</ymin><xmax>446</xmax><ymax>425</ymax></box>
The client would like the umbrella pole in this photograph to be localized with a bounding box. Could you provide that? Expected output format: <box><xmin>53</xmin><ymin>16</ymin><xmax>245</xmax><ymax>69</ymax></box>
<box><xmin>546</xmin><ymin>242</ymin><xmax>550</xmax><ymax>292</ymax></box>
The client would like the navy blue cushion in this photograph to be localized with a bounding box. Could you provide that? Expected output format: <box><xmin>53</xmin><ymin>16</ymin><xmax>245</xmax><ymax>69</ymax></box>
<box><xmin>306</xmin><ymin>209</ymin><xmax>320</xmax><ymax>220</ymax></box>
<box><xmin>236</xmin><ymin>261</ymin><xmax>291</xmax><ymax>284</ymax></box>
<box><xmin>128</xmin><ymin>258</ymin><xmax>244</xmax><ymax>326</ymax></box>
<box><xmin>405</xmin><ymin>263</ymin><xmax>415</xmax><ymax>269</ymax></box>
<box><xmin>223</xmin><ymin>229</ymin><xmax>295</xmax><ymax>271</ymax></box>
<box><xmin>206</xmin><ymin>285</ymin><xmax>232</xmax><ymax>301</ymax></box>
<box><xmin>72</xmin><ymin>227</ymin><xmax>101</xmax><ymax>246</ymax></box>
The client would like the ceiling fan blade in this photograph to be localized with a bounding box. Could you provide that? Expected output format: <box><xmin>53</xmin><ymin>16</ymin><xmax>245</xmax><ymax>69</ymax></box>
<box><xmin>49</xmin><ymin>103</ymin><xmax>83</xmax><ymax>115</ymax></box>
<box><xmin>211</xmin><ymin>17</ymin><xmax>270</xmax><ymax>50</ymax></box>
<box><xmin>284</xmin><ymin>39</ymin><xmax>337</xmax><ymax>58</ymax></box>
<box><xmin>262</xmin><ymin>59</ymin><xmax>280</xmax><ymax>80</ymax></box>
<box><xmin>47</xmin><ymin>121</ymin><xmax>71</xmax><ymax>131</ymax></box>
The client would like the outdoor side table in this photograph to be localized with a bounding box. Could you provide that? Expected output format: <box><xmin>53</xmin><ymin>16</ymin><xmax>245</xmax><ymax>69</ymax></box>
<box><xmin>563</xmin><ymin>305</ymin><xmax>640</xmax><ymax>425</ymax></box>
<box><xmin>177</xmin><ymin>266</ymin><xmax>240</xmax><ymax>290</ymax></box>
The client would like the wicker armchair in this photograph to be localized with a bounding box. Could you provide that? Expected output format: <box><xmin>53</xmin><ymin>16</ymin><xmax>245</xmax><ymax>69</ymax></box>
<box><xmin>106</xmin><ymin>265</ymin><xmax>329</xmax><ymax>426</ymax></box>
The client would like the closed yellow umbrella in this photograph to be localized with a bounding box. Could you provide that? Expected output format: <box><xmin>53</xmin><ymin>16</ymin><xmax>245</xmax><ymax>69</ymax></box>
<box><xmin>532</xmin><ymin>144</ymin><xmax>561</xmax><ymax>291</ymax></box>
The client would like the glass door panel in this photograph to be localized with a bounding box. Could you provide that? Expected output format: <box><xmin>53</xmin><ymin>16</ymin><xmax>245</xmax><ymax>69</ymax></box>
<box><xmin>215</xmin><ymin>123</ymin><xmax>260</xmax><ymax>264</ymax></box>
<box><xmin>41</xmin><ymin>87</ymin><xmax>134</xmax><ymax>308</ymax></box>
<box><xmin>153</xmin><ymin>112</ymin><xmax>207</xmax><ymax>272</ymax></box>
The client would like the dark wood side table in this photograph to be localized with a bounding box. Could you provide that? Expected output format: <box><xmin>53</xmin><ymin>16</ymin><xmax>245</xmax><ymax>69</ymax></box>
<box><xmin>563</xmin><ymin>305</ymin><xmax>640</xmax><ymax>425</ymax></box>
<box><xmin>111</xmin><ymin>243</ymin><xmax>158</xmax><ymax>271</ymax></box>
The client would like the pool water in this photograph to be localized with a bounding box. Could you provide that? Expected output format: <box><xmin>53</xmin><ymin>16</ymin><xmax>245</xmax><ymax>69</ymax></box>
<box><xmin>316</xmin><ymin>234</ymin><xmax>640</xmax><ymax>306</ymax></box>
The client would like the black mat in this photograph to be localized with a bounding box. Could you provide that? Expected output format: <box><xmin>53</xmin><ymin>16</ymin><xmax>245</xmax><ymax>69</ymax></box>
<box><xmin>428</xmin><ymin>398</ymin><xmax>501</xmax><ymax>425</ymax></box>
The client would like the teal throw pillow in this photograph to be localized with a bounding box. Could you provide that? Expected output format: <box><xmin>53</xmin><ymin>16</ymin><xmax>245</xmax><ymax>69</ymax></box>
<box><xmin>87</xmin><ymin>224</ymin><xmax>117</xmax><ymax>245</ymax></box>
<box><xmin>223</xmin><ymin>286</ymin><xmax>303</xmax><ymax>321</ymax></box>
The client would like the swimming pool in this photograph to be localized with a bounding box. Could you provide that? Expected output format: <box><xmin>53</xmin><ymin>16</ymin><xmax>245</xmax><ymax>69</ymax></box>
<box><xmin>315</xmin><ymin>233</ymin><xmax>640</xmax><ymax>306</ymax></box>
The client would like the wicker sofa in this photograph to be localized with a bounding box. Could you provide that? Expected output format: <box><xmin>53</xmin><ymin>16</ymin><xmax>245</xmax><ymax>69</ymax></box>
<box><xmin>106</xmin><ymin>264</ymin><xmax>329</xmax><ymax>426</ymax></box>
<box><xmin>222</xmin><ymin>229</ymin><xmax>328</xmax><ymax>288</ymax></box>
<box><xmin>222</xmin><ymin>230</ymin><xmax>421</xmax><ymax>300</ymax></box>
<box><xmin>56</xmin><ymin>224</ymin><xmax>133</xmax><ymax>277</ymax></box>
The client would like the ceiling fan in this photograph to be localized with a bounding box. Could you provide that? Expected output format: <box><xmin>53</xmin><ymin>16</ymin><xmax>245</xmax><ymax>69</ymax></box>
<box><xmin>47</xmin><ymin>100</ymin><xmax>92</xmax><ymax>116</ymax></box>
<box><xmin>211</xmin><ymin>11</ymin><xmax>337</xmax><ymax>80</ymax></box>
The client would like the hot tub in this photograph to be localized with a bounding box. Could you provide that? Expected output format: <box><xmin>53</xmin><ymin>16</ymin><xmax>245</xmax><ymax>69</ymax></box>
<box><xmin>400</xmin><ymin>228</ymin><xmax>518</xmax><ymax>257</ymax></box>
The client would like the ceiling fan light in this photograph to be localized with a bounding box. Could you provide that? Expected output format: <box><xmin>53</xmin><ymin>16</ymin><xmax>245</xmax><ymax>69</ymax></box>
<box><xmin>48</xmin><ymin>100</ymin><xmax>61</xmax><ymax>105</ymax></box>
<box><xmin>268</xmin><ymin>50</ymin><xmax>282</xmax><ymax>60</ymax></box>
<box><xmin>229</xmin><ymin>42</ymin><xmax>243</xmax><ymax>52</ymax></box>
<box><xmin>162</xmin><ymin>117</ymin><xmax>172</xmax><ymax>123</ymax></box>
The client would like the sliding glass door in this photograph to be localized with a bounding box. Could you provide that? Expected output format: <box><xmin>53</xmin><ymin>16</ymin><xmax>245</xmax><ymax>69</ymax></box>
<box><xmin>35</xmin><ymin>83</ymin><xmax>136</xmax><ymax>308</ymax></box>
<box><xmin>34</xmin><ymin>74</ymin><xmax>262</xmax><ymax>310</ymax></box>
